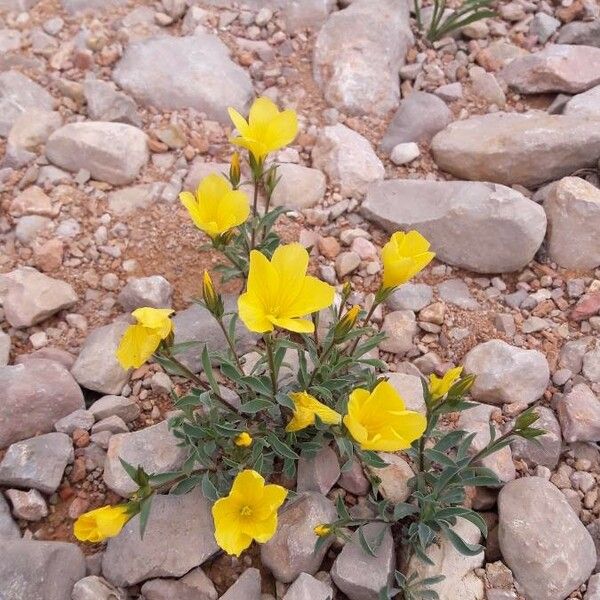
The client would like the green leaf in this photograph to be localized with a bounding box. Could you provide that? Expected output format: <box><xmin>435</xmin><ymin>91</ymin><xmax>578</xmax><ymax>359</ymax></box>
<box><xmin>201</xmin><ymin>346</ymin><xmax>219</xmax><ymax>393</ymax></box>
<box><xmin>240</xmin><ymin>398</ymin><xmax>273</xmax><ymax>414</ymax></box>
<box><xmin>171</xmin><ymin>474</ymin><xmax>202</xmax><ymax>495</ymax></box>
<box><xmin>336</xmin><ymin>495</ymin><xmax>351</xmax><ymax>520</ymax></box>
<box><xmin>360</xmin><ymin>450</ymin><xmax>389</xmax><ymax>468</ymax></box>
<box><xmin>139</xmin><ymin>494</ymin><xmax>153</xmax><ymax>539</ymax></box>
<box><xmin>394</xmin><ymin>502</ymin><xmax>418</xmax><ymax>520</ymax></box>
<box><xmin>358</xmin><ymin>525</ymin><xmax>378</xmax><ymax>557</ymax></box>
<box><xmin>266</xmin><ymin>432</ymin><xmax>299</xmax><ymax>460</ymax></box>
<box><xmin>149</xmin><ymin>471</ymin><xmax>181</xmax><ymax>486</ymax></box>
<box><xmin>439</xmin><ymin>522</ymin><xmax>484</xmax><ymax>556</ymax></box>
<box><xmin>201</xmin><ymin>472</ymin><xmax>220</xmax><ymax>502</ymax></box>
<box><xmin>119</xmin><ymin>458</ymin><xmax>141</xmax><ymax>485</ymax></box>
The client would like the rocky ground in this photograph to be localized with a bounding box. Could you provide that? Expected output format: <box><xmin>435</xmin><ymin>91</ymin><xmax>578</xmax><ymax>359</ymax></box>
<box><xmin>1</xmin><ymin>0</ymin><xmax>600</xmax><ymax>598</ymax></box>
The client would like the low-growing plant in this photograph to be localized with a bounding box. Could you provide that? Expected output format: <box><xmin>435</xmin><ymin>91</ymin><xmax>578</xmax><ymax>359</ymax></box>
<box><xmin>74</xmin><ymin>96</ymin><xmax>542</xmax><ymax>598</ymax></box>
<box><xmin>414</xmin><ymin>0</ymin><xmax>495</xmax><ymax>42</ymax></box>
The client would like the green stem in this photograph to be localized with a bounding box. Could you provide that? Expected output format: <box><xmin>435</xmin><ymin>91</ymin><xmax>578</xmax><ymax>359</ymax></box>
<box><xmin>306</xmin><ymin>339</ymin><xmax>335</xmax><ymax>389</ymax></box>
<box><xmin>264</xmin><ymin>334</ymin><xmax>278</xmax><ymax>399</ymax></box>
<box><xmin>347</xmin><ymin>300</ymin><xmax>379</xmax><ymax>357</ymax></box>
<box><xmin>250</xmin><ymin>175</ymin><xmax>260</xmax><ymax>250</ymax></box>
<box><xmin>414</xmin><ymin>0</ymin><xmax>422</xmax><ymax>29</ymax></box>
<box><xmin>216</xmin><ymin>318</ymin><xmax>244</xmax><ymax>375</ymax></box>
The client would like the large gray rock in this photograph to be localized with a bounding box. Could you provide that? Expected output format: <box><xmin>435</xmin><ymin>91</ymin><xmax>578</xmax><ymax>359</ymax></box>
<box><xmin>0</xmin><ymin>432</ymin><xmax>73</xmax><ymax>494</ymax></box>
<box><xmin>545</xmin><ymin>177</ymin><xmax>600</xmax><ymax>270</ymax></box>
<box><xmin>362</xmin><ymin>179</ymin><xmax>546</xmax><ymax>274</ymax></box>
<box><xmin>220</xmin><ymin>568</ymin><xmax>261</xmax><ymax>600</ymax></box>
<box><xmin>331</xmin><ymin>523</ymin><xmax>395</xmax><ymax>600</ymax></box>
<box><xmin>0</xmin><ymin>493</ymin><xmax>20</xmax><ymax>539</ymax></box>
<box><xmin>102</xmin><ymin>490</ymin><xmax>218</xmax><ymax>586</ymax></box>
<box><xmin>0</xmin><ymin>71</ymin><xmax>54</xmax><ymax>136</ymax></box>
<box><xmin>313</xmin><ymin>0</ymin><xmax>413</xmax><ymax>116</ymax></box>
<box><xmin>83</xmin><ymin>79</ymin><xmax>141</xmax><ymax>127</ymax></box>
<box><xmin>284</xmin><ymin>572</ymin><xmax>333</xmax><ymax>600</ymax></box>
<box><xmin>510</xmin><ymin>406</ymin><xmax>562</xmax><ymax>469</ymax></box>
<box><xmin>1</xmin><ymin>267</ymin><xmax>77</xmax><ymax>328</ymax></box>
<box><xmin>557</xmin><ymin>19</ymin><xmax>600</xmax><ymax>47</ymax></box>
<box><xmin>0</xmin><ymin>359</ymin><xmax>84</xmax><ymax>448</ymax></box>
<box><xmin>117</xmin><ymin>275</ymin><xmax>172</xmax><ymax>311</ymax></box>
<box><xmin>71</xmin><ymin>320</ymin><xmax>131</xmax><ymax>395</ymax></box>
<box><xmin>0</xmin><ymin>540</ymin><xmax>85</xmax><ymax>600</ymax></box>
<box><xmin>71</xmin><ymin>576</ymin><xmax>127</xmax><ymax>600</ymax></box>
<box><xmin>103</xmin><ymin>420</ymin><xmax>187</xmax><ymax>497</ymax></box>
<box><xmin>564</xmin><ymin>85</ymin><xmax>600</xmax><ymax>119</ymax></box>
<box><xmin>297</xmin><ymin>444</ymin><xmax>340</xmax><ymax>495</ymax></box>
<box><xmin>113</xmin><ymin>34</ymin><xmax>253</xmax><ymax>122</ymax></box>
<box><xmin>500</xmin><ymin>45</ymin><xmax>600</xmax><ymax>94</ymax></box>
<box><xmin>498</xmin><ymin>477</ymin><xmax>596</xmax><ymax>600</ymax></box>
<box><xmin>312</xmin><ymin>124</ymin><xmax>384</xmax><ymax>198</ymax></box>
<box><xmin>380</xmin><ymin>92</ymin><xmax>453</xmax><ymax>152</ymax></box>
<box><xmin>172</xmin><ymin>297</ymin><xmax>256</xmax><ymax>373</ymax></box>
<box><xmin>46</xmin><ymin>122</ymin><xmax>148</xmax><ymax>185</ymax></box>
<box><xmin>270</xmin><ymin>163</ymin><xmax>326</xmax><ymax>209</ymax></box>
<box><xmin>557</xmin><ymin>383</ymin><xmax>600</xmax><ymax>443</ymax></box>
<box><xmin>463</xmin><ymin>340</ymin><xmax>549</xmax><ymax>406</ymax></box>
<box><xmin>261</xmin><ymin>492</ymin><xmax>337</xmax><ymax>583</ymax></box>
<box><xmin>431</xmin><ymin>111</ymin><xmax>600</xmax><ymax>188</ymax></box>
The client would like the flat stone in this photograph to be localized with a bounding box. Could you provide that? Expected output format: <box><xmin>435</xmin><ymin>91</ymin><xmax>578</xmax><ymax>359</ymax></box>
<box><xmin>1</xmin><ymin>267</ymin><xmax>77</xmax><ymax>328</ymax></box>
<box><xmin>390</xmin><ymin>142</ymin><xmax>421</xmax><ymax>165</ymax></box>
<box><xmin>370</xmin><ymin>453</ymin><xmax>414</xmax><ymax>502</ymax></box>
<box><xmin>380</xmin><ymin>91</ymin><xmax>452</xmax><ymax>152</ymax></box>
<box><xmin>0</xmin><ymin>330</ymin><xmax>10</xmax><ymax>366</ymax></box>
<box><xmin>220</xmin><ymin>568</ymin><xmax>261</xmax><ymax>600</ymax></box>
<box><xmin>0</xmin><ymin>540</ymin><xmax>85</xmax><ymax>600</ymax></box>
<box><xmin>431</xmin><ymin>112</ymin><xmax>600</xmax><ymax>188</ymax></box>
<box><xmin>107</xmin><ymin>183</ymin><xmax>163</xmax><ymax>217</ymax></box>
<box><xmin>113</xmin><ymin>33</ymin><xmax>253</xmax><ymax>122</ymax></box>
<box><xmin>71</xmin><ymin>320</ymin><xmax>131</xmax><ymax>395</ymax></box>
<box><xmin>337</xmin><ymin>456</ymin><xmax>370</xmax><ymax>495</ymax></box>
<box><xmin>46</xmin><ymin>122</ymin><xmax>148</xmax><ymax>185</ymax></box>
<box><xmin>270</xmin><ymin>163</ymin><xmax>326</xmax><ymax>209</ymax></box>
<box><xmin>297</xmin><ymin>444</ymin><xmax>340</xmax><ymax>495</ymax></box>
<box><xmin>385</xmin><ymin>372</ymin><xmax>426</xmax><ymax>414</ymax></box>
<box><xmin>140</xmin><ymin>576</ymin><xmax>213</xmax><ymax>600</ymax></box>
<box><xmin>313</xmin><ymin>0</ymin><xmax>412</xmax><ymax>116</ymax></box>
<box><xmin>0</xmin><ymin>493</ymin><xmax>20</xmax><ymax>539</ymax></box>
<box><xmin>103</xmin><ymin>420</ymin><xmax>187</xmax><ymax>497</ymax></box>
<box><xmin>438</xmin><ymin>279</ymin><xmax>479</xmax><ymax>310</ymax></box>
<box><xmin>387</xmin><ymin>283</ymin><xmax>433</xmax><ymax>312</ymax></box>
<box><xmin>331</xmin><ymin>523</ymin><xmax>395</xmax><ymax>600</ymax></box>
<box><xmin>362</xmin><ymin>179</ymin><xmax>546</xmax><ymax>273</ymax></box>
<box><xmin>379</xmin><ymin>310</ymin><xmax>417</xmax><ymax>354</ymax></box>
<box><xmin>83</xmin><ymin>79</ymin><xmax>141</xmax><ymax>127</ymax></box>
<box><xmin>102</xmin><ymin>490</ymin><xmax>218</xmax><ymax>586</ymax></box>
<box><xmin>0</xmin><ymin>71</ymin><xmax>54</xmax><ymax>137</ymax></box>
<box><xmin>283</xmin><ymin>572</ymin><xmax>333</xmax><ymax>600</ymax></box>
<box><xmin>463</xmin><ymin>340</ymin><xmax>549</xmax><ymax>406</ymax></box>
<box><xmin>510</xmin><ymin>406</ymin><xmax>561</xmax><ymax>469</ymax></box>
<box><xmin>72</xmin><ymin>576</ymin><xmax>127</xmax><ymax>600</ymax></box>
<box><xmin>564</xmin><ymin>85</ymin><xmax>600</xmax><ymax>119</ymax></box>
<box><xmin>500</xmin><ymin>45</ymin><xmax>600</xmax><ymax>94</ymax></box>
<box><xmin>530</xmin><ymin>12</ymin><xmax>560</xmax><ymax>43</ymax></box>
<box><xmin>557</xmin><ymin>19</ymin><xmax>600</xmax><ymax>47</ymax></box>
<box><xmin>7</xmin><ymin>109</ymin><xmax>62</xmax><ymax>152</ymax></box>
<box><xmin>469</xmin><ymin>66</ymin><xmax>506</xmax><ymax>107</ymax></box>
<box><xmin>278</xmin><ymin>0</ymin><xmax>335</xmax><ymax>30</ymax></box>
<box><xmin>545</xmin><ymin>177</ymin><xmax>600</xmax><ymax>270</ymax></box>
<box><xmin>498</xmin><ymin>477</ymin><xmax>596</xmax><ymax>600</ymax></box>
<box><xmin>261</xmin><ymin>492</ymin><xmax>336</xmax><ymax>583</ymax></box>
<box><xmin>172</xmin><ymin>297</ymin><xmax>256</xmax><ymax>373</ymax></box>
<box><xmin>0</xmin><ymin>359</ymin><xmax>84</xmax><ymax>448</ymax></box>
<box><xmin>88</xmin><ymin>395</ymin><xmax>140</xmax><ymax>423</ymax></box>
<box><xmin>5</xmin><ymin>488</ymin><xmax>48</xmax><ymax>521</ymax></box>
<box><xmin>61</xmin><ymin>0</ymin><xmax>125</xmax><ymax>12</ymax></box>
<box><xmin>0</xmin><ymin>432</ymin><xmax>73</xmax><ymax>494</ymax></box>
<box><xmin>557</xmin><ymin>383</ymin><xmax>600</xmax><ymax>443</ymax></box>
<box><xmin>54</xmin><ymin>409</ymin><xmax>94</xmax><ymax>434</ymax></box>
<box><xmin>312</xmin><ymin>124</ymin><xmax>384</xmax><ymax>198</ymax></box>
<box><xmin>118</xmin><ymin>275</ymin><xmax>172</xmax><ymax>311</ymax></box>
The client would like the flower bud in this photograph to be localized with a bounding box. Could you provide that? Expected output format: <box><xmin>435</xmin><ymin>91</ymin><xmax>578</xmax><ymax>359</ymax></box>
<box><xmin>202</xmin><ymin>270</ymin><xmax>224</xmax><ymax>318</ymax></box>
<box><xmin>313</xmin><ymin>524</ymin><xmax>332</xmax><ymax>537</ymax></box>
<box><xmin>234</xmin><ymin>432</ymin><xmax>253</xmax><ymax>447</ymax></box>
<box><xmin>229</xmin><ymin>152</ymin><xmax>241</xmax><ymax>187</ymax></box>
<box><xmin>334</xmin><ymin>305</ymin><xmax>361</xmax><ymax>341</ymax></box>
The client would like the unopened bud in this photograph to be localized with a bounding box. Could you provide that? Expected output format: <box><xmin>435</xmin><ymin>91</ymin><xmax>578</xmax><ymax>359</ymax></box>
<box><xmin>202</xmin><ymin>270</ymin><xmax>224</xmax><ymax>318</ymax></box>
<box><xmin>334</xmin><ymin>305</ymin><xmax>361</xmax><ymax>341</ymax></box>
<box><xmin>229</xmin><ymin>152</ymin><xmax>241</xmax><ymax>187</ymax></box>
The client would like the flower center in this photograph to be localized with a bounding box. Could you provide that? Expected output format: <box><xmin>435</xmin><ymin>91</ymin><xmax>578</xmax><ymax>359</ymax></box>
<box><xmin>240</xmin><ymin>505</ymin><xmax>253</xmax><ymax>517</ymax></box>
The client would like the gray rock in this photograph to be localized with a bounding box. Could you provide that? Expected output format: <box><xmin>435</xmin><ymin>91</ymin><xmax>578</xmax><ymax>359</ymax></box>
<box><xmin>261</xmin><ymin>492</ymin><xmax>337</xmax><ymax>583</ymax></box>
<box><xmin>500</xmin><ymin>45</ymin><xmax>600</xmax><ymax>94</ymax></box>
<box><xmin>117</xmin><ymin>275</ymin><xmax>172</xmax><ymax>311</ymax></box>
<box><xmin>586</xmin><ymin>573</ymin><xmax>600</xmax><ymax>600</ymax></box>
<box><xmin>557</xmin><ymin>19</ymin><xmax>600</xmax><ymax>47</ymax></box>
<box><xmin>140</xmin><ymin>575</ymin><xmax>213</xmax><ymax>600</ymax></box>
<box><xmin>545</xmin><ymin>177</ymin><xmax>600</xmax><ymax>270</ymax></box>
<box><xmin>331</xmin><ymin>523</ymin><xmax>395</xmax><ymax>600</ymax></box>
<box><xmin>559</xmin><ymin>337</ymin><xmax>593</xmax><ymax>374</ymax></box>
<box><xmin>1</xmin><ymin>267</ymin><xmax>77</xmax><ymax>328</ymax></box>
<box><xmin>113</xmin><ymin>34</ymin><xmax>253</xmax><ymax>122</ymax></box>
<box><xmin>390</xmin><ymin>142</ymin><xmax>420</xmax><ymax>165</ymax></box>
<box><xmin>379</xmin><ymin>310</ymin><xmax>417</xmax><ymax>354</ymax></box>
<box><xmin>5</xmin><ymin>488</ymin><xmax>48</xmax><ymax>521</ymax></box>
<box><xmin>407</xmin><ymin>519</ymin><xmax>484</xmax><ymax>600</ymax></box>
<box><xmin>297</xmin><ymin>444</ymin><xmax>340</xmax><ymax>495</ymax></box>
<box><xmin>498</xmin><ymin>477</ymin><xmax>596</xmax><ymax>600</ymax></box>
<box><xmin>61</xmin><ymin>0</ymin><xmax>125</xmax><ymax>12</ymax></box>
<box><xmin>469</xmin><ymin>66</ymin><xmax>506</xmax><ymax>107</ymax></box>
<box><xmin>279</xmin><ymin>0</ymin><xmax>335</xmax><ymax>30</ymax></box>
<box><xmin>380</xmin><ymin>91</ymin><xmax>453</xmax><ymax>152</ymax></box>
<box><xmin>172</xmin><ymin>297</ymin><xmax>256</xmax><ymax>373</ymax></box>
<box><xmin>385</xmin><ymin>372</ymin><xmax>426</xmax><ymax>414</ymax></box>
<box><xmin>102</xmin><ymin>490</ymin><xmax>218</xmax><ymax>586</ymax></box>
<box><xmin>103</xmin><ymin>420</ymin><xmax>187</xmax><ymax>497</ymax></box>
<box><xmin>54</xmin><ymin>409</ymin><xmax>94</xmax><ymax>434</ymax></box>
<box><xmin>564</xmin><ymin>85</ymin><xmax>600</xmax><ymax>119</ymax></box>
<box><xmin>283</xmin><ymin>572</ymin><xmax>333</xmax><ymax>600</ymax></box>
<box><xmin>312</xmin><ymin>124</ymin><xmax>384</xmax><ymax>198</ymax></box>
<box><xmin>270</xmin><ymin>163</ymin><xmax>326</xmax><ymax>209</ymax></box>
<box><xmin>107</xmin><ymin>182</ymin><xmax>163</xmax><ymax>217</ymax></box>
<box><xmin>337</xmin><ymin>456</ymin><xmax>370</xmax><ymax>496</ymax></box>
<box><xmin>530</xmin><ymin>12</ymin><xmax>560</xmax><ymax>43</ymax></box>
<box><xmin>362</xmin><ymin>179</ymin><xmax>546</xmax><ymax>274</ymax></box>
<box><xmin>584</xmin><ymin>346</ymin><xmax>600</xmax><ymax>382</ymax></box>
<box><xmin>0</xmin><ymin>71</ymin><xmax>54</xmax><ymax>137</ymax></box>
<box><xmin>72</xmin><ymin>576</ymin><xmax>127</xmax><ymax>600</ymax></box>
<box><xmin>463</xmin><ymin>340</ymin><xmax>549</xmax><ymax>406</ymax></box>
<box><xmin>510</xmin><ymin>406</ymin><xmax>561</xmax><ymax>469</ymax></box>
<box><xmin>0</xmin><ymin>493</ymin><xmax>20</xmax><ymax>539</ymax></box>
<box><xmin>0</xmin><ymin>359</ymin><xmax>84</xmax><ymax>448</ymax></box>
<box><xmin>220</xmin><ymin>568</ymin><xmax>261</xmax><ymax>599</ymax></box>
<box><xmin>387</xmin><ymin>283</ymin><xmax>433</xmax><ymax>312</ymax></box>
<box><xmin>0</xmin><ymin>540</ymin><xmax>85</xmax><ymax>600</ymax></box>
<box><xmin>0</xmin><ymin>432</ymin><xmax>73</xmax><ymax>494</ymax></box>
<box><xmin>557</xmin><ymin>383</ymin><xmax>600</xmax><ymax>443</ymax></box>
<box><xmin>438</xmin><ymin>279</ymin><xmax>479</xmax><ymax>310</ymax></box>
<box><xmin>71</xmin><ymin>321</ymin><xmax>131</xmax><ymax>395</ymax></box>
<box><xmin>0</xmin><ymin>330</ymin><xmax>10</xmax><ymax>366</ymax></box>
<box><xmin>7</xmin><ymin>109</ymin><xmax>62</xmax><ymax>152</ymax></box>
<box><xmin>88</xmin><ymin>395</ymin><xmax>140</xmax><ymax>423</ymax></box>
<box><xmin>313</xmin><ymin>0</ymin><xmax>413</xmax><ymax>116</ymax></box>
<box><xmin>435</xmin><ymin>82</ymin><xmax>463</xmax><ymax>101</ymax></box>
<box><xmin>370</xmin><ymin>453</ymin><xmax>413</xmax><ymax>502</ymax></box>
<box><xmin>83</xmin><ymin>79</ymin><xmax>141</xmax><ymax>127</ymax></box>
<box><xmin>431</xmin><ymin>111</ymin><xmax>600</xmax><ymax>188</ymax></box>
<box><xmin>46</xmin><ymin>122</ymin><xmax>148</xmax><ymax>185</ymax></box>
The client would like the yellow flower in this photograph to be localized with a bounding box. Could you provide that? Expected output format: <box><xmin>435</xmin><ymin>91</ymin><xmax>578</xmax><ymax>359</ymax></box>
<box><xmin>428</xmin><ymin>366</ymin><xmax>463</xmax><ymax>400</ymax></box>
<box><xmin>286</xmin><ymin>391</ymin><xmax>342</xmax><ymax>432</ymax></box>
<box><xmin>116</xmin><ymin>307</ymin><xmax>174</xmax><ymax>370</ymax></box>
<box><xmin>74</xmin><ymin>505</ymin><xmax>131</xmax><ymax>543</ymax></box>
<box><xmin>228</xmin><ymin>97</ymin><xmax>298</xmax><ymax>161</ymax></box>
<box><xmin>334</xmin><ymin>304</ymin><xmax>361</xmax><ymax>340</ymax></box>
<box><xmin>343</xmin><ymin>380</ymin><xmax>427</xmax><ymax>452</ymax></box>
<box><xmin>238</xmin><ymin>243</ymin><xmax>335</xmax><ymax>334</ymax></box>
<box><xmin>229</xmin><ymin>151</ymin><xmax>241</xmax><ymax>186</ymax></box>
<box><xmin>212</xmin><ymin>470</ymin><xmax>287</xmax><ymax>556</ymax></box>
<box><xmin>202</xmin><ymin>270</ymin><xmax>223</xmax><ymax>317</ymax></box>
<box><xmin>179</xmin><ymin>173</ymin><xmax>250</xmax><ymax>239</ymax></box>
<box><xmin>381</xmin><ymin>230</ymin><xmax>435</xmax><ymax>289</ymax></box>
<box><xmin>314</xmin><ymin>524</ymin><xmax>332</xmax><ymax>537</ymax></box>
<box><xmin>234</xmin><ymin>432</ymin><xmax>253</xmax><ymax>447</ymax></box>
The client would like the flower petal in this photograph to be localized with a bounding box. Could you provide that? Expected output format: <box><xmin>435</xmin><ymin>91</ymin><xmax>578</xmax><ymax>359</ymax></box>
<box><xmin>248</xmin><ymin>96</ymin><xmax>280</xmax><ymax>126</ymax></box>
<box><xmin>244</xmin><ymin>513</ymin><xmax>278</xmax><ymax>543</ymax></box>
<box><xmin>238</xmin><ymin>292</ymin><xmax>274</xmax><ymax>333</ymax></box>
<box><xmin>264</xmin><ymin>109</ymin><xmax>298</xmax><ymax>151</ymax></box>
<box><xmin>216</xmin><ymin>190</ymin><xmax>250</xmax><ymax>232</ymax></box>
<box><xmin>246</xmin><ymin>250</ymin><xmax>279</xmax><ymax>313</ymax></box>
<box><xmin>268</xmin><ymin>316</ymin><xmax>314</xmax><ymax>333</ymax></box>
<box><xmin>230</xmin><ymin>469</ymin><xmax>266</xmax><ymax>505</ymax></box>
<box><xmin>212</xmin><ymin>497</ymin><xmax>252</xmax><ymax>557</ymax></box>
<box><xmin>115</xmin><ymin>324</ymin><xmax>161</xmax><ymax>369</ymax></box>
<box><xmin>284</xmin><ymin>275</ymin><xmax>335</xmax><ymax>318</ymax></box>
<box><xmin>132</xmin><ymin>308</ymin><xmax>173</xmax><ymax>337</ymax></box>
<box><xmin>228</xmin><ymin>107</ymin><xmax>250</xmax><ymax>136</ymax></box>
